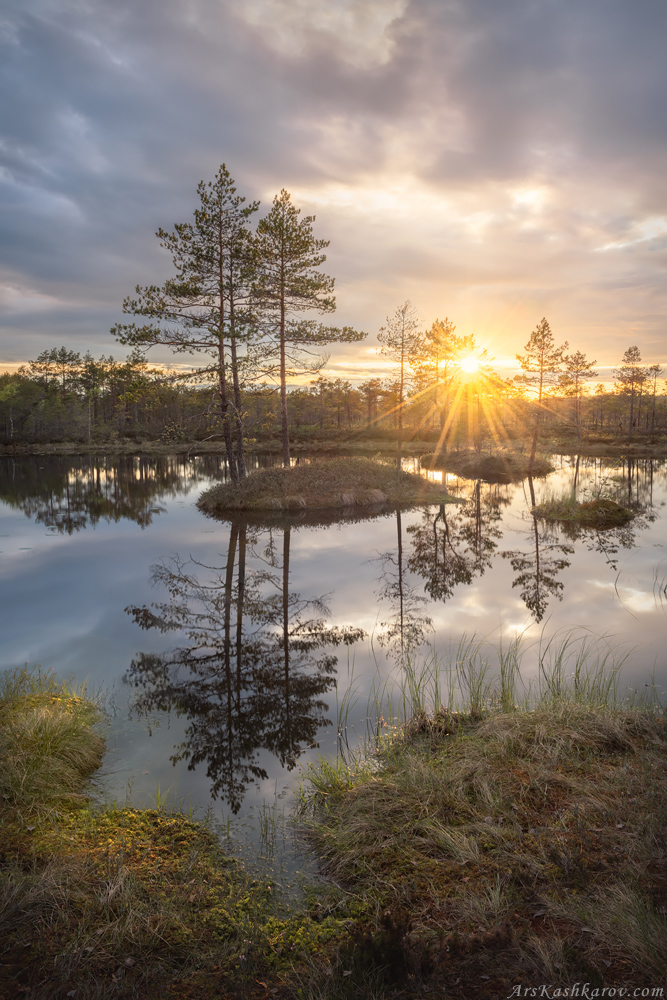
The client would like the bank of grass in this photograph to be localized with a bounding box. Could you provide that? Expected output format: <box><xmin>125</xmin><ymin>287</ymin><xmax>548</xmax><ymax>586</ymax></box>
<box><xmin>198</xmin><ymin>456</ymin><xmax>457</xmax><ymax>515</ymax></box>
<box><xmin>0</xmin><ymin>666</ymin><xmax>355</xmax><ymax>1000</ymax></box>
<box><xmin>4</xmin><ymin>653</ymin><xmax>667</xmax><ymax>1000</ymax></box>
<box><xmin>299</xmin><ymin>639</ymin><xmax>667</xmax><ymax>998</ymax></box>
<box><xmin>421</xmin><ymin>448</ymin><xmax>554</xmax><ymax>482</ymax></box>
<box><xmin>532</xmin><ymin>493</ymin><xmax>634</xmax><ymax>528</ymax></box>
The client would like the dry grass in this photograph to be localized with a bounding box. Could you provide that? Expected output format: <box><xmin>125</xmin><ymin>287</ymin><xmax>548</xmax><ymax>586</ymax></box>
<box><xmin>198</xmin><ymin>456</ymin><xmax>456</xmax><ymax>514</ymax></box>
<box><xmin>301</xmin><ymin>702</ymin><xmax>667</xmax><ymax>997</ymax></box>
<box><xmin>5</xmin><ymin>665</ymin><xmax>666</xmax><ymax>999</ymax></box>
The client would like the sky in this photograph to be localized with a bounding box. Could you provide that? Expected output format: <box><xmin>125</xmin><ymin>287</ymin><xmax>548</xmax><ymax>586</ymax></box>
<box><xmin>1</xmin><ymin>0</ymin><xmax>666</xmax><ymax>385</ymax></box>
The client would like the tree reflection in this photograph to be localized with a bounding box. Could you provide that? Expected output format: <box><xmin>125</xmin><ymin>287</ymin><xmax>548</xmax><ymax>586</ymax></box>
<box><xmin>125</xmin><ymin>519</ymin><xmax>364</xmax><ymax>811</ymax></box>
<box><xmin>375</xmin><ymin>509</ymin><xmax>433</xmax><ymax>660</ymax></box>
<box><xmin>407</xmin><ymin>482</ymin><xmax>509</xmax><ymax>603</ymax></box>
<box><xmin>0</xmin><ymin>454</ymin><xmax>224</xmax><ymax>532</ymax></box>
<box><xmin>501</xmin><ymin>477</ymin><xmax>574</xmax><ymax>622</ymax></box>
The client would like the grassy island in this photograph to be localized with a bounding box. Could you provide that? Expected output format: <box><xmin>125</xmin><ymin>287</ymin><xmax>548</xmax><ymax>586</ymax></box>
<box><xmin>532</xmin><ymin>495</ymin><xmax>634</xmax><ymax>528</ymax></box>
<box><xmin>421</xmin><ymin>449</ymin><xmax>554</xmax><ymax>483</ymax></box>
<box><xmin>198</xmin><ymin>456</ymin><xmax>459</xmax><ymax>516</ymax></box>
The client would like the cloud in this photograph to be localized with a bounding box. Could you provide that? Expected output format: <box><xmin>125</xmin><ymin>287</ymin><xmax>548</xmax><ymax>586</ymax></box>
<box><xmin>0</xmin><ymin>0</ymin><xmax>665</xmax><ymax>368</ymax></box>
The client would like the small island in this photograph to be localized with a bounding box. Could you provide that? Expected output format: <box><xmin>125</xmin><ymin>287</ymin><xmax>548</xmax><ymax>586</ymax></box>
<box><xmin>421</xmin><ymin>449</ymin><xmax>554</xmax><ymax>483</ymax></box>
<box><xmin>198</xmin><ymin>456</ymin><xmax>460</xmax><ymax>516</ymax></box>
<box><xmin>532</xmin><ymin>495</ymin><xmax>634</xmax><ymax>528</ymax></box>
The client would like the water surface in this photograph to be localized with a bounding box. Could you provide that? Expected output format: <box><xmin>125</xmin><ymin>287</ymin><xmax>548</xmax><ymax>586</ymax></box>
<box><xmin>1</xmin><ymin>452</ymin><xmax>665</xmax><ymax>838</ymax></box>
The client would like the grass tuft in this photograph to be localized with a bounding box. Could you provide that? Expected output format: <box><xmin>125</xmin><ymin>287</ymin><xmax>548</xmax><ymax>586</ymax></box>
<box><xmin>421</xmin><ymin>449</ymin><xmax>554</xmax><ymax>482</ymax></box>
<box><xmin>0</xmin><ymin>665</ymin><xmax>354</xmax><ymax>1000</ymax></box>
<box><xmin>532</xmin><ymin>494</ymin><xmax>634</xmax><ymax>527</ymax></box>
<box><xmin>0</xmin><ymin>665</ymin><xmax>105</xmax><ymax>818</ymax></box>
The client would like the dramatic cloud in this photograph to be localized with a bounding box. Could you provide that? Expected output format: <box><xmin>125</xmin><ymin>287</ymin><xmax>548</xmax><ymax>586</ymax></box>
<box><xmin>1</xmin><ymin>0</ymin><xmax>666</xmax><ymax>376</ymax></box>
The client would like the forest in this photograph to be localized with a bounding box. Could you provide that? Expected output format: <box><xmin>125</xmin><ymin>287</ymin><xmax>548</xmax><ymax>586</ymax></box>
<box><xmin>0</xmin><ymin>336</ymin><xmax>664</xmax><ymax>453</ymax></box>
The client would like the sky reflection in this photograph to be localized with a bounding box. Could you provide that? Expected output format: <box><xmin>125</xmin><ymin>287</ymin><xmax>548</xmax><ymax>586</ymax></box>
<box><xmin>1</xmin><ymin>453</ymin><xmax>665</xmax><ymax>823</ymax></box>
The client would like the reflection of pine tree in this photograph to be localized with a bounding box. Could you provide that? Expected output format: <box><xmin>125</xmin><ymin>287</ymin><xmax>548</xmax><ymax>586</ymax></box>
<box><xmin>125</xmin><ymin>520</ymin><xmax>364</xmax><ymax>811</ymax></box>
<box><xmin>376</xmin><ymin>510</ymin><xmax>433</xmax><ymax>660</ymax></box>
<box><xmin>501</xmin><ymin>481</ymin><xmax>573</xmax><ymax>622</ymax></box>
<box><xmin>407</xmin><ymin>483</ymin><xmax>509</xmax><ymax>603</ymax></box>
<box><xmin>0</xmin><ymin>454</ymin><xmax>220</xmax><ymax>533</ymax></box>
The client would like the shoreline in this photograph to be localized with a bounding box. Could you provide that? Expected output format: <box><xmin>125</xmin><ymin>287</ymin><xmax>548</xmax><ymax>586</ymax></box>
<box><xmin>3</xmin><ymin>660</ymin><xmax>666</xmax><ymax>999</ymax></box>
<box><xmin>2</xmin><ymin>437</ymin><xmax>667</xmax><ymax>460</ymax></box>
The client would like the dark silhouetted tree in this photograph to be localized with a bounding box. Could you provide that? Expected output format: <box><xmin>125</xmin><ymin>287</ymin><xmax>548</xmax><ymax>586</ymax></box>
<box><xmin>613</xmin><ymin>346</ymin><xmax>648</xmax><ymax>442</ymax></box>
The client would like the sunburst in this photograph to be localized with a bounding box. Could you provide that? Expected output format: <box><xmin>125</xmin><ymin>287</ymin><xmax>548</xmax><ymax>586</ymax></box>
<box><xmin>460</xmin><ymin>355</ymin><xmax>480</xmax><ymax>374</ymax></box>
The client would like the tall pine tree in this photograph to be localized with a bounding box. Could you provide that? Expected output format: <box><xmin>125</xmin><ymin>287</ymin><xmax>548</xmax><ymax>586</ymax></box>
<box><xmin>254</xmin><ymin>189</ymin><xmax>365</xmax><ymax>466</ymax></box>
<box><xmin>112</xmin><ymin>165</ymin><xmax>258</xmax><ymax>482</ymax></box>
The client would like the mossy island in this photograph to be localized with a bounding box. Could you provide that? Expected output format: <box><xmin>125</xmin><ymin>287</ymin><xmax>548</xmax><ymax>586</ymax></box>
<box><xmin>532</xmin><ymin>495</ymin><xmax>635</xmax><ymax>528</ymax></box>
<box><xmin>198</xmin><ymin>455</ymin><xmax>459</xmax><ymax>517</ymax></box>
<box><xmin>421</xmin><ymin>449</ymin><xmax>554</xmax><ymax>483</ymax></box>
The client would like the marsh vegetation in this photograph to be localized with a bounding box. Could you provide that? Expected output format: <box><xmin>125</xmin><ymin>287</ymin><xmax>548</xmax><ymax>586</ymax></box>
<box><xmin>3</xmin><ymin>634</ymin><xmax>666</xmax><ymax>1000</ymax></box>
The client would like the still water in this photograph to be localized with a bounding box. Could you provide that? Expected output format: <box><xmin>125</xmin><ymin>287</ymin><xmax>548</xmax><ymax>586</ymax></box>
<box><xmin>1</xmin><ymin>453</ymin><xmax>666</xmax><ymax>838</ymax></box>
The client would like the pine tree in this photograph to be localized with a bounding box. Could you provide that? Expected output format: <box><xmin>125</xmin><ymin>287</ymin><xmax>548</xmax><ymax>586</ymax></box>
<box><xmin>29</xmin><ymin>347</ymin><xmax>81</xmax><ymax>402</ymax></box>
<box><xmin>558</xmin><ymin>350</ymin><xmax>598</xmax><ymax>439</ymax></box>
<box><xmin>515</xmin><ymin>318</ymin><xmax>568</xmax><ymax>470</ymax></box>
<box><xmin>112</xmin><ymin>165</ymin><xmax>258</xmax><ymax>482</ymax></box>
<box><xmin>613</xmin><ymin>346</ymin><xmax>648</xmax><ymax>442</ymax></box>
<box><xmin>414</xmin><ymin>318</ymin><xmax>475</xmax><ymax>438</ymax></box>
<box><xmin>378</xmin><ymin>301</ymin><xmax>423</xmax><ymax>468</ymax></box>
<box><xmin>254</xmin><ymin>189</ymin><xmax>365</xmax><ymax>466</ymax></box>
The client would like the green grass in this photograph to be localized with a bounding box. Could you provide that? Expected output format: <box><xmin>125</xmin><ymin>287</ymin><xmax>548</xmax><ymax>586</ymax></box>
<box><xmin>0</xmin><ymin>665</ymin><xmax>105</xmax><ymax>818</ymax></box>
<box><xmin>198</xmin><ymin>456</ymin><xmax>457</xmax><ymax>514</ymax></box>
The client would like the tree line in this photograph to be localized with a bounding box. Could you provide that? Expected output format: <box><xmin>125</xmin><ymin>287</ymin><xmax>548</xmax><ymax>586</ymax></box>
<box><xmin>1</xmin><ymin>333</ymin><xmax>664</xmax><ymax>452</ymax></box>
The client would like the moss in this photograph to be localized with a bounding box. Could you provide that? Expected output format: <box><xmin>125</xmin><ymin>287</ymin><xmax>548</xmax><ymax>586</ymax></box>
<box><xmin>5</xmin><ymin>667</ymin><xmax>666</xmax><ymax>999</ymax></box>
<box><xmin>0</xmin><ymin>667</ymin><xmax>353</xmax><ymax>1000</ymax></box>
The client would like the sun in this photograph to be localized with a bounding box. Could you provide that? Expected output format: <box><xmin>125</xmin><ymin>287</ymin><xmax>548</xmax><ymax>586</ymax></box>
<box><xmin>460</xmin><ymin>355</ymin><xmax>480</xmax><ymax>374</ymax></box>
